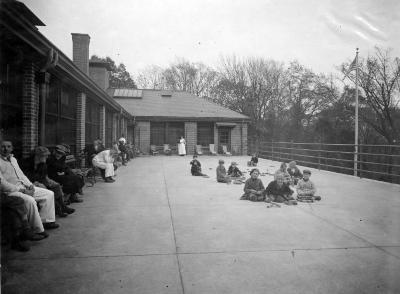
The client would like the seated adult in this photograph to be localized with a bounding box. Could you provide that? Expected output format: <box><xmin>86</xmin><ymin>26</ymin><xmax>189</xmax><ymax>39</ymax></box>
<box><xmin>1</xmin><ymin>179</ymin><xmax>46</xmax><ymax>251</ymax></box>
<box><xmin>92</xmin><ymin>148</ymin><xmax>119</xmax><ymax>183</ymax></box>
<box><xmin>287</xmin><ymin>161</ymin><xmax>303</xmax><ymax>185</ymax></box>
<box><xmin>0</xmin><ymin>140</ymin><xmax>58</xmax><ymax>233</ymax></box>
<box><xmin>240</xmin><ymin>169</ymin><xmax>265</xmax><ymax>201</ymax></box>
<box><xmin>25</xmin><ymin>146</ymin><xmax>75</xmax><ymax>217</ymax></box>
<box><xmin>118</xmin><ymin>135</ymin><xmax>129</xmax><ymax>165</ymax></box>
<box><xmin>47</xmin><ymin>145</ymin><xmax>84</xmax><ymax>203</ymax></box>
<box><xmin>84</xmin><ymin>139</ymin><xmax>105</xmax><ymax>167</ymax></box>
<box><xmin>264</xmin><ymin>174</ymin><xmax>297</xmax><ymax>205</ymax></box>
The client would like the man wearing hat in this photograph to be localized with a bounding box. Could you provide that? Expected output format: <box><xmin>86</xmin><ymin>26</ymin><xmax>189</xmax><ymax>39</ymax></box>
<box><xmin>47</xmin><ymin>145</ymin><xmax>84</xmax><ymax>203</ymax></box>
<box><xmin>25</xmin><ymin>146</ymin><xmax>75</xmax><ymax>217</ymax></box>
<box><xmin>0</xmin><ymin>139</ymin><xmax>59</xmax><ymax>233</ymax></box>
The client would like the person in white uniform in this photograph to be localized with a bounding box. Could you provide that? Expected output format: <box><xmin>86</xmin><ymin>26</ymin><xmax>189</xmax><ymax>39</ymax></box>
<box><xmin>0</xmin><ymin>140</ymin><xmax>58</xmax><ymax>234</ymax></box>
<box><xmin>92</xmin><ymin>147</ymin><xmax>119</xmax><ymax>183</ymax></box>
<box><xmin>178</xmin><ymin>136</ymin><xmax>186</xmax><ymax>156</ymax></box>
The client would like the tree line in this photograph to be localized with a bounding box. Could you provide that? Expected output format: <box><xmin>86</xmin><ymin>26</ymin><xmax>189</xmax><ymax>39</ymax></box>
<box><xmin>95</xmin><ymin>48</ymin><xmax>400</xmax><ymax>146</ymax></box>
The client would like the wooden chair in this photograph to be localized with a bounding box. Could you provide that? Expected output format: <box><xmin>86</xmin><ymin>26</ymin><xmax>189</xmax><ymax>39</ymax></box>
<box><xmin>163</xmin><ymin>144</ymin><xmax>172</xmax><ymax>155</ymax></box>
<box><xmin>222</xmin><ymin>145</ymin><xmax>232</xmax><ymax>156</ymax></box>
<box><xmin>150</xmin><ymin>145</ymin><xmax>159</xmax><ymax>155</ymax></box>
<box><xmin>195</xmin><ymin>145</ymin><xmax>203</xmax><ymax>155</ymax></box>
<box><xmin>209</xmin><ymin>144</ymin><xmax>217</xmax><ymax>155</ymax></box>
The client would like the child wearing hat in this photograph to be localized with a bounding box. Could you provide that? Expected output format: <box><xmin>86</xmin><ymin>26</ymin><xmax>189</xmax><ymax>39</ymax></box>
<box><xmin>296</xmin><ymin>169</ymin><xmax>320</xmax><ymax>202</ymax></box>
<box><xmin>216</xmin><ymin>159</ymin><xmax>231</xmax><ymax>184</ymax></box>
<box><xmin>227</xmin><ymin>161</ymin><xmax>243</xmax><ymax>178</ymax></box>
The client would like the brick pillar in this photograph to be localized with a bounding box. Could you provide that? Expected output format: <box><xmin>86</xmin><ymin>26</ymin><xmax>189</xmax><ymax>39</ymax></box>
<box><xmin>76</xmin><ymin>92</ymin><xmax>86</xmax><ymax>156</ymax></box>
<box><xmin>22</xmin><ymin>62</ymin><xmax>39</xmax><ymax>158</ymax></box>
<box><xmin>113</xmin><ymin>113</ymin><xmax>118</xmax><ymax>142</ymax></box>
<box><xmin>37</xmin><ymin>72</ymin><xmax>50</xmax><ymax>146</ymax></box>
<box><xmin>137</xmin><ymin>121</ymin><xmax>150</xmax><ymax>154</ymax></box>
<box><xmin>213</xmin><ymin>123</ymin><xmax>218</xmax><ymax>153</ymax></box>
<box><xmin>99</xmin><ymin>105</ymin><xmax>106</xmax><ymax>142</ymax></box>
<box><xmin>185</xmin><ymin>122</ymin><xmax>197</xmax><ymax>155</ymax></box>
<box><xmin>242</xmin><ymin>123</ymin><xmax>248</xmax><ymax>155</ymax></box>
<box><xmin>231</xmin><ymin>124</ymin><xmax>241</xmax><ymax>155</ymax></box>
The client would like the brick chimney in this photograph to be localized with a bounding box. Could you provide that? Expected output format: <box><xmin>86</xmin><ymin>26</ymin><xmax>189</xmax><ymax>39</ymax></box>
<box><xmin>71</xmin><ymin>33</ymin><xmax>90</xmax><ymax>74</ymax></box>
<box><xmin>89</xmin><ymin>60</ymin><xmax>111</xmax><ymax>90</ymax></box>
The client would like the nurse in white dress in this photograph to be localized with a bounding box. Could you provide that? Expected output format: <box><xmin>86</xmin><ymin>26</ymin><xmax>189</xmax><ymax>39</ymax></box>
<box><xmin>178</xmin><ymin>136</ymin><xmax>186</xmax><ymax>156</ymax></box>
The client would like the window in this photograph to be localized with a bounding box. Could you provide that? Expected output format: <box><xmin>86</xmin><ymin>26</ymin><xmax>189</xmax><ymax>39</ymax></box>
<box><xmin>197</xmin><ymin>122</ymin><xmax>214</xmax><ymax>146</ymax></box>
<box><xmin>0</xmin><ymin>60</ymin><xmax>23</xmax><ymax>158</ymax></box>
<box><xmin>85</xmin><ymin>98</ymin><xmax>101</xmax><ymax>145</ymax></box>
<box><xmin>45</xmin><ymin>79</ymin><xmax>77</xmax><ymax>153</ymax></box>
<box><xmin>166</xmin><ymin>122</ymin><xmax>184</xmax><ymax>145</ymax></box>
<box><xmin>218</xmin><ymin>127</ymin><xmax>231</xmax><ymax>151</ymax></box>
<box><xmin>150</xmin><ymin>122</ymin><xmax>165</xmax><ymax>145</ymax></box>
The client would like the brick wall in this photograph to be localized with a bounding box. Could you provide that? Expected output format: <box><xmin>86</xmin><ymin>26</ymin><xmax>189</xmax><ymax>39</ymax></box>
<box><xmin>231</xmin><ymin>124</ymin><xmax>241</xmax><ymax>155</ymax></box>
<box><xmin>89</xmin><ymin>66</ymin><xmax>108</xmax><ymax>90</ymax></box>
<box><xmin>76</xmin><ymin>92</ymin><xmax>86</xmax><ymax>155</ymax></box>
<box><xmin>213</xmin><ymin>123</ymin><xmax>218</xmax><ymax>152</ymax></box>
<box><xmin>230</xmin><ymin>123</ymin><xmax>248</xmax><ymax>155</ymax></box>
<box><xmin>136</xmin><ymin>121</ymin><xmax>150</xmax><ymax>154</ymax></box>
<box><xmin>22</xmin><ymin>62</ymin><xmax>39</xmax><ymax>158</ymax></box>
<box><xmin>99</xmin><ymin>105</ymin><xmax>106</xmax><ymax>142</ymax></box>
<box><xmin>71</xmin><ymin>33</ymin><xmax>90</xmax><ymax>75</ymax></box>
<box><xmin>242</xmin><ymin>123</ymin><xmax>248</xmax><ymax>155</ymax></box>
<box><xmin>185</xmin><ymin>122</ymin><xmax>197</xmax><ymax>155</ymax></box>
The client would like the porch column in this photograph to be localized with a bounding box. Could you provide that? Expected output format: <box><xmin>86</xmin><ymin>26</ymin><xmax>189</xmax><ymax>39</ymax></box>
<box><xmin>22</xmin><ymin>62</ymin><xmax>39</xmax><ymax>158</ymax></box>
<box><xmin>76</xmin><ymin>92</ymin><xmax>86</xmax><ymax>155</ymax></box>
<box><xmin>37</xmin><ymin>72</ymin><xmax>50</xmax><ymax>146</ymax></box>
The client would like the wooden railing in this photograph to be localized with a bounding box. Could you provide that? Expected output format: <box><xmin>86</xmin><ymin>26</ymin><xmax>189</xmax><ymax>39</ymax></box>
<box><xmin>252</xmin><ymin>141</ymin><xmax>400</xmax><ymax>184</ymax></box>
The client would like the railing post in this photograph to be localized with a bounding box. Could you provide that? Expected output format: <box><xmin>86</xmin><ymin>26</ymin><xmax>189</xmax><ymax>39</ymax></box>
<box><xmin>318</xmin><ymin>142</ymin><xmax>321</xmax><ymax>170</ymax></box>
<box><xmin>271</xmin><ymin>140</ymin><xmax>274</xmax><ymax>161</ymax></box>
<box><xmin>354</xmin><ymin>142</ymin><xmax>358</xmax><ymax>177</ymax></box>
<box><xmin>359</xmin><ymin>144</ymin><xmax>362</xmax><ymax>178</ymax></box>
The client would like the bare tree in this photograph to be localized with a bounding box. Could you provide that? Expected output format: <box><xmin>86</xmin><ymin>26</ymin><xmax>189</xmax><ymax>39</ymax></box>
<box><xmin>342</xmin><ymin>47</ymin><xmax>400</xmax><ymax>144</ymax></box>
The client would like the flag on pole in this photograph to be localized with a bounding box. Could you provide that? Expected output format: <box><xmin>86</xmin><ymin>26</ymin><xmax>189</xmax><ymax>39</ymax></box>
<box><xmin>342</xmin><ymin>56</ymin><xmax>358</xmax><ymax>81</ymax></box>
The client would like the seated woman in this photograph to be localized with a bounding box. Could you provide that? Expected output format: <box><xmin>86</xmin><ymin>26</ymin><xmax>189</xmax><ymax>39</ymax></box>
<box><xmin>265</xmin><ymin>174</ymin><xmax>297</xmax><ymax>205</ymax></box>
<box><xmin>240</xmin><ymin>169</ymin><xmax>265</xmax><ymax>201</ymax></box>
<box><xmin>92</xmin><ymin>148</ymin><xmax>119</xmax><ymax>183</ymax></box>
<box><xmin>228</xmin><ymin>162</ymin><xmax>243</xmax><ymax>178</ymax></box>
<box><xmin>25</xmin><ymin>146</ymin><xmax>75</xmax><ymax>217</ymax></box>
<box><xmin>84</xmin><ymin>139</ymin><xmax>105</xmax><ymax>167</ymax></box>
<box><xmin>287</xmin><ymin>161</ymin><xmax>303</xmax><ymax>185</ymax></box>
<box><xmin>247</xmin><ymin>153</ymin><xmax>258</xmax><ymax>166</ymax></box>
<box><xmin>296</xmin><ymin>169</ymin><xmax>321</xmax><ymax>202</ymax></box>
<box><xmin>47</xmin><ymin>145</ymin><xmax>84</xmax><ymax>203</ymax></box>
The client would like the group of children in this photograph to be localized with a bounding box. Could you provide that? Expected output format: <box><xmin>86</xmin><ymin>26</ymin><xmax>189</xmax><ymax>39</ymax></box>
<box><xmin>190</xmin><ymin>154</ymin><xmax>321</xmax><ymax>206</ymax></box>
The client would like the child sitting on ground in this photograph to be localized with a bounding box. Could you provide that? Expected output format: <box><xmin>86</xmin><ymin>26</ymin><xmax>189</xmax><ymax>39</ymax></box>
<box><xmin>216</xmin><ymin>159</ymin><xmax>231</xmax><ymax>184</ymax></box>
<box><xmin>240</xmin><ymin>169</ymin><xmax>265</xmax><ymax>201</ymax></box>
<box><xmin>228</xmin><ymin>162</ymin><xmax>243</xmax><ymax>178</ymax></box>
<box><xmin>296</xmin><ymin>169</ymin><xmax>321</xmax><ymax>202</ymax></box>
<box><xmin>190</xmin><ymin>155</ymin><xmax>208</xmax><ymax>177</ymax></box>
<box><xmin>287</xmin><ymin>161</ymin><xmax>302</xmax><ymax>185</ymax></box>
<box><xmin>247</xmin><ymin>153</ymin><xmax>258</xmax><ymax>166</ymax></box>
<box><xmin>264</xmin><ymin>174</ymin><xmax>297</xmax><ymax>205</ymax></box>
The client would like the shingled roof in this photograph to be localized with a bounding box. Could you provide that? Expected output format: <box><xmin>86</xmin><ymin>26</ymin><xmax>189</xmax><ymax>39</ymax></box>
<box><xmin>108</xmin><ymin>89</ymin><xmax>250</xmax><ymax>121</ymax></box>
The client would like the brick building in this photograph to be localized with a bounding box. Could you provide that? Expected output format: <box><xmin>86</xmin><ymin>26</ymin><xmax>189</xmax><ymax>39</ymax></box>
<box><xmin>0</xmin><ymin>0</ymin><xmax>132</xmax><ymax>160</ymax></box>
<box><xmin>107</xmin><ymin>89</ymin><xmax>250</xmax><ymax>155</ymax></box>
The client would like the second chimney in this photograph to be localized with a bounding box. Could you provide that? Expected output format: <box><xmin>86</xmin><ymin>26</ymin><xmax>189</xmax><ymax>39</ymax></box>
<box><xmin>71</xmin><ymin>33</ymin><xmax>90</xmax><ymax>75</ymax></box>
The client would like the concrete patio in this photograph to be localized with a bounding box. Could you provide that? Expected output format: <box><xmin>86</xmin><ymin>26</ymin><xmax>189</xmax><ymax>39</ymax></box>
<box><xmin>2</xmin><ymin>156</ymin><xmax>400</xmax><ymax>294</ymax></box>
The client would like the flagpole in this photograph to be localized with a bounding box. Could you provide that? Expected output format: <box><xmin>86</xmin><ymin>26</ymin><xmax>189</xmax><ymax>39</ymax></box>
<box><xmin>354</xmin><ymin>48</ymin><xmax>359</xmax><ymax>176</ymax></box>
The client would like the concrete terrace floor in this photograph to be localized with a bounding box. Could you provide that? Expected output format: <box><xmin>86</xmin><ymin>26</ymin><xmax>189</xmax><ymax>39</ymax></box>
<box><xmin>2</xmin><ymin>156</ymin><xmax>400</xmax><ymax>294</ymax></box>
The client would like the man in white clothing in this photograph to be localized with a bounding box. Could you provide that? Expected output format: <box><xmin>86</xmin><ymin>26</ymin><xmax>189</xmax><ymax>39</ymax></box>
<box><xmin>0</xmin><ymin>140</ymin><xmax>59</xmax><ymax>232</ymax></box>
<box><xmin>92</xmin><ymin>148</ymin><xmax>119</xmax><ymax>183</ymax></box>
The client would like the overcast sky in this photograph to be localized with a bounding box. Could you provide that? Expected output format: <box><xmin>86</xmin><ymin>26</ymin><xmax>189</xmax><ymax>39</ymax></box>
<box><xmin>21</xmin><ymin>0</ymin><xmax>400</xmax><ymax>76</ymax></box>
